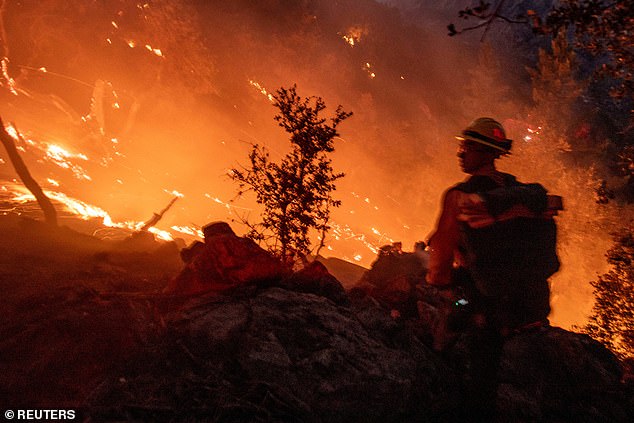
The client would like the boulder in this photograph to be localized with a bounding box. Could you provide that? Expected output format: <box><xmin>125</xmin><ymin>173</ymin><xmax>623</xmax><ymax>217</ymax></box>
<box><xmin>279</xmin><ymin>261</ymin><xmax>349</xmax><ymax>306</ymax></box>
<box><xmin>355</xmin><ymin>251</ymin><xmax>427</xmax><ymax>318</ymax></box>
<box><xmin>87</xmin><ymin>287</ymin><xmax>459</xmax><ymax>422</ymax></box>
<box><xmin>444</xmin><ymin>325</ymin><xmax>630</xmax><ymax>422</ymax></box>
<box><xmin>1</xmin><ymin>283</ymin><xmax>631</xmax><ymax>422</ymax></box>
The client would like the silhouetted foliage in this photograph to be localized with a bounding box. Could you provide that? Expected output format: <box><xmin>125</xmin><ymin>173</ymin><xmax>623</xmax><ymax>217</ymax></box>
<box><xmin>585</xmin><ymin>225</ymin><xmax>634</xmax><ymax>359</ymax></box>
<box><xmin>528</xmin><ymin>35</ymin><xmax>585</xmax><ymax>130</ymax></box>
<box><xmin>447</xmin><ymin>0</ymin><xmax>527</xmax><ymax>40</ymax></box>
<box><xmin>449</xmin><ymin>1</ymin><xmax>634</xmax><ymax>102</ymax></box>
<box><xmin>546</xmin><ymin>0</ymin><xmax>634</xmax><ymax>101</ymax></box>
<box><xmin>230</xmin><ymin>85</ymin><xmax>351</xmax><ymax>266</ymax></box>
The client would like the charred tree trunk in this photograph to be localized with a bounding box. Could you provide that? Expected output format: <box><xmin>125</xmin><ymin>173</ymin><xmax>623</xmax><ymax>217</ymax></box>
<box><xmin>0</xmin><ymin>118</ymin><xmax>58</xmax><ymax>226</ymax></box>
<box><xmin>140</xmin><ymin>196</ymin><xmax>178</xmax><ymax>231</ymax></box>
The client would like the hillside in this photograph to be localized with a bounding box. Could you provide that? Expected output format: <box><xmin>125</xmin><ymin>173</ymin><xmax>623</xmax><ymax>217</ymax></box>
<box><xmin>0</xmin><ymin>216</ymin><xmax>632</xmax><ymax>422</ymax></box>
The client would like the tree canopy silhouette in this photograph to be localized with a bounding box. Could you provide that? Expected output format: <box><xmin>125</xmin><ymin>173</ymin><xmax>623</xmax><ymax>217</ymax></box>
<box><xmin>448</xmin><ymin>1</ymin><xmax>634</xmax><ymax>102</ymax></box>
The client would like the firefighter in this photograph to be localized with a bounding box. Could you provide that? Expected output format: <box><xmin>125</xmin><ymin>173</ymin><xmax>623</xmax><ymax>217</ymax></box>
<box><xmin>426</xmin><ymin>117</ymin><xmax>561</xmax><ymax>420</ymax></box>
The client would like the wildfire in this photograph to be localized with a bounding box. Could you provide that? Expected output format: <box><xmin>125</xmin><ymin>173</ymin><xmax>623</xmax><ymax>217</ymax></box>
<box><xmin>2</xmin><ymin>116</ymin><xmax>408</xmax><ymax>270</ymax></box>
<box><xmin>7</xmin><ymin>185</ymin><xmax>177</xmax><ymax>241</ymax></box>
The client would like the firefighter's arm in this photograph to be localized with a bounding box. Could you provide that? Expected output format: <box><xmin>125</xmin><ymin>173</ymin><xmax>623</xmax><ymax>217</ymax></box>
<box><xmin>426</xmin><ymin>189</ymin><xmax>461</xmax><ymax>287</ymax></box>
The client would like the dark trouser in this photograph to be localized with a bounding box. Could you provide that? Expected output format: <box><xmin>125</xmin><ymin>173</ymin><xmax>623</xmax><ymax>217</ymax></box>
<box><xmin>463</xmin><ymin>319</ymin><xmax>505</xmax><ymax>421</ymax></box>
<box><xmin>462</xmin><ymin>281</ymin><xmax>550</xmax><ymax>421</ymax></box>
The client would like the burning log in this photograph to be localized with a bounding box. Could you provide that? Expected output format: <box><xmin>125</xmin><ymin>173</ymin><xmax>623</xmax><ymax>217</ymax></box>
<box><xmin>0</xmin><ymin>116</ymin><xmax>58</xmax><ymax>226</ymax></box>
<box><xmin>140</xmin><ymin>196</ymin><xmax>178</xmax><ymax>232</ymax></box>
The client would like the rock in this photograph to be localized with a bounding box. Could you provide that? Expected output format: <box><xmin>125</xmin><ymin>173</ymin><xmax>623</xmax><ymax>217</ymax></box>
<box><xmin>445</xmin><ymin>325</ymin><xmax>630</xmax><ymax>422</ymax></box>
<box><xmin>2</xmin><ymin>282</ymin><xmax>631</xmax><ymax>422</ymax></box>
<box><xmin>165</xmin><ymin>222</ymin><xmax>284</xmax><ymax>295</ymax></box>
<box><xmin>140</xmin><ymin>287</ymin><xmax>457</xmax><ymax>422</ymax></box>
<box><xmin>315</xmin><ymin>256</ymin><xmax>367</xmax><ymax>289</ymax></box>
<box><xmin>202</xmin><ymin>221</ymin><xmax>235</xmax><ymax>239</ymax></box>
<box><xmin>355</xmin><ymin>251</ymin><xmax>427</xmax><ymax>318</ymax></box>
<box><xmin>279</xmin><ymin>261</ymin><xmax>349</xmax><ymax>305</ymax></box>
<box><xmin>179</xmin><ymin>240</ymin><xmax>204</xmax><ymax>264</ymax></box>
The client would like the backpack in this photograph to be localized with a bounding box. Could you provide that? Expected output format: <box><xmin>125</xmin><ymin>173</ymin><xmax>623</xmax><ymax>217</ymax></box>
<box><xmin>452</xmin><ymin>174</ymin><xmax>560</xmax><ymax>326</ymax></box>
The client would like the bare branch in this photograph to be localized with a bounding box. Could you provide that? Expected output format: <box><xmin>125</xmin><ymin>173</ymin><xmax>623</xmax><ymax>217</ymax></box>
<box><xmin>0</xmin><ymin>117</ymin><xmax>58</xmax><ymax>226</ymax></box>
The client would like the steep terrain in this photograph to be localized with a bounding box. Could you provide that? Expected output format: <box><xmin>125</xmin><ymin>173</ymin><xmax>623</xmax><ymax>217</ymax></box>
<box><xmin>0</xmin><ymin>217</ymin><xmax>631</xmax><ymax>422</ymax></box>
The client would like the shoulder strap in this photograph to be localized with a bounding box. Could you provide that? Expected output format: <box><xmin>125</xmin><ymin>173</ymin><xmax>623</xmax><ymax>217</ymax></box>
<box><xmin>454</xmin><ymin>173</ymin><xmax>520</xmax><ymax>194</ymax></box>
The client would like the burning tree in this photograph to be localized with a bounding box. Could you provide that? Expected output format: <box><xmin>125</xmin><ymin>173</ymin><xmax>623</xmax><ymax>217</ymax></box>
<box><xmin>230</xmin><ymin>85</ymin><xmax>351</xmax><ymax>265</ymax></box>
<box><xmin>585</xmin><ymin>225</ymin><xmax>634</xmax><ymax>360</ymax></box>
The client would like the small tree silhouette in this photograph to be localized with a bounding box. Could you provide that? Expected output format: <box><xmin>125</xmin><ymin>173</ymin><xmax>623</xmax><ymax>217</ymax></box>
<box><xmin>230</xmin><ymin>85</ymin><xmax>352</xmax><ymax>266</ymax></box>
<box><xmin>585</xmin><ymin>225</ymin><xmax>634</xmax><ymax>360</ymax></box>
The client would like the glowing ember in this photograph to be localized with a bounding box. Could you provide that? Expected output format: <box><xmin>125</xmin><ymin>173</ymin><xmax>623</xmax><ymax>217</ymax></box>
<box><xmin>364</xmin><ymin>62</ymin><xmax>376</xmax><ymax>79</ymax></box>
<box><xmin>147</xmin><ymin>227</ymin><xmax>173</xmax><ymax>241</ymax></box>
<box><xmin>164</xmin><ymin>189</ymin><xmax>185</xmax><ymax>198</ymax></box>
<box><xmin>2</xmin><ymin>125</ymin><xmax>92</xmax><ymax>181</ymax></box>
<box><xmin>330</xmin><ymin>221</ymin><xmax>383</xmax><ymax>255</ymax></box>
<box><xmin>341</xmin><ymin>26</ymin><xmax>366</xmax><ymax>47</ymax></box>
<box><xmin>248</xmin><ymin>80</ymin><xmax>275</xmax><ymax>102</ymax></box>
<box><xmin>205</xmin><ymin>193</ymin><xmax>252</xmax><ymax>211</ymax></box>
<box><xmin>144</xmin><ymin>44</ymin><xmax>163</xmax><ymax>57</ymax></box>
<box><xmin>47</xmin><ymin>144</ymin><xmax>88</xmax><ymax>161</ymax></box>
<box><xmin>3</xmin><ymin>123</ymin><xmax>19</xmax><ymax>139</ymax></box>
<box><xmin>171</xmin><ymin>225</ymin><xmax>204</xmax><ymax>238</ymax></box>
<box><xmin>44</xmin><ymin>144</ymin><xmax>92</xmax><ymax>180</ymax></box>
<box><xmin>523</xmin><ymin>126</ymin><xmax>542</xmax><ymax>142</ymax></box>
<box><xmin>1</xmin><ymin>57</ymin><xmax>18</xmax><ymax>95</ymax></box>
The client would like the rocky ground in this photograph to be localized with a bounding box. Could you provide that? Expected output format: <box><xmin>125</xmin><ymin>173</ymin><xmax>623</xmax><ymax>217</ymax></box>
<box><xmin>0</xmin><ymin>216</ymin><xmax>632</xmax><ymax>422</ymax></box>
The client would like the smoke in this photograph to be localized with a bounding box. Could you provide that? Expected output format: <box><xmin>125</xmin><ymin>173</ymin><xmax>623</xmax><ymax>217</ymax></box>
<box><xmin>0</xmin><ymin>0</ymin><xmax>624</xmax><ymax>328</ymax></box>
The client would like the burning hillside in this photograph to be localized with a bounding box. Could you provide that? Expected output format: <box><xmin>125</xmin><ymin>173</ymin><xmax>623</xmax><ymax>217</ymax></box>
<box><xmin>0</xmin><ymin>0</ymin><xmax>631</xmax><ymax>332</ymax></box>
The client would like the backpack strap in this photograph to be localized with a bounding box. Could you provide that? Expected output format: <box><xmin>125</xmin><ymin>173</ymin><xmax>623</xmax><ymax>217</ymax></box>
<box><xmin>457</xmin><ymin>193</ymin><xmax>563</xmax><ymax>229</ymax></box>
